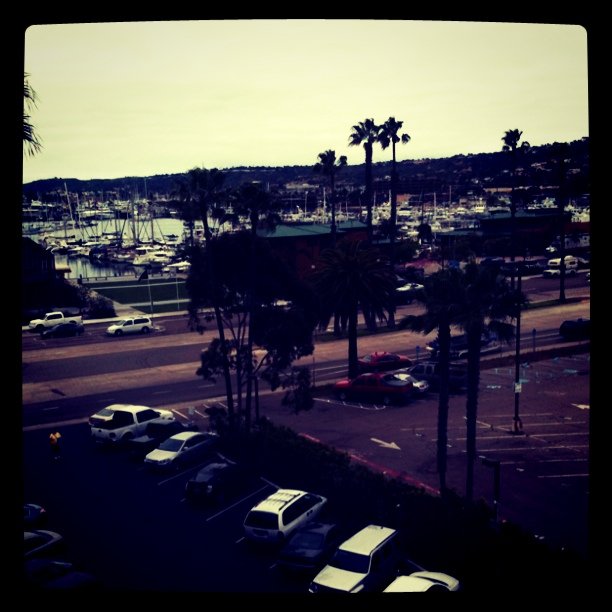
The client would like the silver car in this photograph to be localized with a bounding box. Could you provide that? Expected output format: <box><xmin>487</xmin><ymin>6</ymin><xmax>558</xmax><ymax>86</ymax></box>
<box><xmin>144</xmin><ymin>431</ymin><xmax>219</xmax><ymax>469</ymax></box>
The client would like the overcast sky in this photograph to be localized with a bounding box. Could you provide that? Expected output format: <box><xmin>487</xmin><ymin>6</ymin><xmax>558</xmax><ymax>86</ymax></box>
<box><xmin>22</xmin><ymin>19</ymin><xmax>589</xmax><ymax>183</ymax></box>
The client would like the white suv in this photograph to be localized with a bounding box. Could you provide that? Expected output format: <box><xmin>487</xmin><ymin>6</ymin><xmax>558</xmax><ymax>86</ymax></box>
<box><xmin>89</xmin><ymin>404</ymin><xmax>176</xmax><ymax>444</ymax></box>
<box><xmin>106</xmin><ymin>316</ymin><xmax>153</xmax><ymax>336</ymax></box>
<box><xmin>243</xmin><ymin>489</ymin><xmax>327</xmax><ymax>543</ymax></box>
<box><xmin>309</xmin><ymin>524</ymin><xmax>400</xmax><ymax>593</ymax></box>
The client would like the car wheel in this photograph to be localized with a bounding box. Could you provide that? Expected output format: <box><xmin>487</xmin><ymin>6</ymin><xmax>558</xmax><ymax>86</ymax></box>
<box><xmin>122</xmin><ymin>432</ymin><xmax>133</xmax><ymax>443</ymax></box>
<box><xmin>338</xmin><ymin>391</ymin><xmax>347</xmax><ymax>401</ymax></box>
<box><xmin>36</xmin><ymin>324</ymin><xmax>44</xmax><ymax>332</ymax></box>
<box><xmin>115</xmin><ymin>330</ymin><xmax>123</xmax><ymax>336</ymax></box>
<box><xmin>382</xmin><ymin>395</ymin><xmax>391</xmax><ymax>406</ymax></box>
<box><xmin>141</xmin><ymin>326</ymin><xmax>150</xmax><ymax>334</ymax></box>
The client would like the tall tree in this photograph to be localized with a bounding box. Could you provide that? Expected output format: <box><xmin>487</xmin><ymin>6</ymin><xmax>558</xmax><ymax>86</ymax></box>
<box><xmin>349</xmin><ymin>118</ymin><xmax>380</xmax><ymax>244</ymax></box>
<box><xmin>23</xmin><ymin>73</ymin><xmax>42</xmax><ymax>157</ymax></box>
<box><xmin>378</xmin><ymin>117</ymin><xmax>411</xmax><ymax>261</ymax></box>
<box><xmin>179</xmin><ymin>167</ymin><xmax>236</xmax><ymax>428</ymax></box>
<box><xmin>313</xmin><ymin>149</ymin><xmax>347</xmax><ymax>247</ymax></box>
<box><xmin>501</xmin><ymin>129</ymin><xmax>530</xmax><ymax>289</ymax></box>
<box><xmin>399</xmin><ymin>267</ymin><xmax>465</xmax><ymax>495</ymax></box>
<box><xmin>459</xmin><ymin>262</ymin><xmax>523</xmax><ymax>502</ymax></box>
<box><xmin>311</xmin><ymin>240</ymin><xmax>395</xmax><ymax>379</ymax></box>
<box><xmin>378</xmin><ymin>117</ymin><xmax>411</xmax><ymax>328</ymax></box>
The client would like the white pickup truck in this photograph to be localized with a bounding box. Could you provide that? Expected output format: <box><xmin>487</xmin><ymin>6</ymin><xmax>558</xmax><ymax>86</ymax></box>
<box><xmin>28</xmin><ymin>311</ymin><xmax>83</xmax><ymax>331</ymax></box>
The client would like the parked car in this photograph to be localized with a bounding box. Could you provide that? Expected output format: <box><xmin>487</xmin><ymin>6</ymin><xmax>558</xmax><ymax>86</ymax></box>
<box><xmin>144</xmin><ymin>431</ymin><xmax>219</xmax><ymax>469</ymax></box>
<box><xmin>334</xmin><ymin>372</ymin><xmax>414</xmax><ymax>405</ymax></box>
<box><xmin>184</xmin><ymin>459</ymin><xmax>250</xmax><ymax>504</ymax></box>
<box><xmin>125</xmin><ymin>419</ymin><xmax>199</xmax><ymax>461</ymax></box>
<box><xmin>28</xmin><ymin>311</ymin><xmax>83</xmax><ymax>332</ymax></box>
<box><xmin>383</xmin><ymin>571</ymin><xmax>461</xmax><ymax>592</ymax></box>
<box><xmin>309</xmin><ymin>524</ymin><xmax>401</xmax><ymax>593</ymax></box>
<box><xmin>391</xmin><ymin>370</ymin><xmax>430</xmax><ymax>394</ymax></box>
<box><xmin>106</xmin><ymin>316</ymin><xmax>153</xmax><ymax>336</ymax></box>
<box><xmin>426</xmin><ymin>334</ymin><xmax>502</xmax><ymax>361</ymax></box>
<box><xmin>89</xmin><ymin>404</ymin><xmax>176</xmax><ymax>445</ymax></box>
<box><xmin>24</xmin><ymin>558</ymin><xmax>100</xmax><ymax>590</ymax></box>
<box><xmin>543</xmin><ymin>267</ymin><xmax>577</xmax><ymax>278</ymax></box>
<box><xmin>395</xmin><ymin>282</ymin><xmax>424</xmax><ymax>304</ymax></box>
<box><xmin>40</xmin><ymin>321</ymin><xmax>84</xmax><ymax>338</ymax></box>
<box><xmin>403</xmin><ymin>361</ymin><xmax>467</xmax><ymax>392</ymax></box>
<box><xmin>559</xmin><ymin>318</ymin><xmax>590</xmax><ymax>341</ymax></box>
<box><xmin>243</xmin><ymin>489</ymin><xmax>327</xmax><ymax>543</ymax></box>
<box><xmin>24</xmin><ymin>530</ymin><xmax>64</xmax><ymax>559</ymax></box>
<box><xmin>277</xmin><ymin>522</ymin><xmax>343</xmax><ymax>573</ymax></box>
<box><xmin>357</xmin><ymin>352</ymin><xmax>412</xmax><ymax>373</ymax></box>
<box><xmin>24</xmin><ymin>503</ymin><xmax>47</xmax><ymax>527</ymax></box>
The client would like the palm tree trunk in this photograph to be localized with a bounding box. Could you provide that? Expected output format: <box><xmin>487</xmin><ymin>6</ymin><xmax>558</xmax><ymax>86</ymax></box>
<box><xmin>387</xmin><ymin>142</ymin><xmax>398</xmax><ymax>329</ymax></box>
<box><xmin>465</xmin><ymin>321</ymin><xmax>483</xmax><ymax>502</ymax></box>
<box><xmin>330</xmin><ymin>175</ymin><xmax>337</xmax><ymax>247</ymax></box>
<box><xmin>365</xmin><ymin>144</ymin><xmax>373</xmax><ymax>244</ymax></box>
<box><xmin>436</xmin><ymin>315</ymin><xmax>451</xmax><ymax>495</ymax></box>
<box><xmin>243</xmin><ymin>223</ymin><xmax>258</xmax><ymax>434</ymax></box>
<box><xmin>558</xmin><ymin>198</ymin><xmax>567</xmax><ymax>303</ymax></box>
<box><xmin>347</xmin><ymin>304</ymin><xmax>359</xmax><ymax>379</ymax></box>
<box><xmin>203</xmin><ymin>213</ymin><xmax>235</xmax><ymax>429</ymax></box>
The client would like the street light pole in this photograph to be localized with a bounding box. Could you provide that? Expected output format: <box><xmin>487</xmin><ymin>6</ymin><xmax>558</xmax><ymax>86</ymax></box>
<box><xmin>513</xmin><ymin>267</ymin><xmax>523</xmax><ymax>434</ymax></box>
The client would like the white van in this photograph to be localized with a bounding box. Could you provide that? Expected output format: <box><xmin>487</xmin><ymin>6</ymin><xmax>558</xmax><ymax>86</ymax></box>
<box><xmin>243</xmin><ymin>489</ymin><xmax>327</xmax><ymax>543</ymax></box>
<box><xmin>547</xmin><ymin>256</ymin><xmax>578</xmax><ymax>270</ymax></box>
<box><xmin>89</xmin><ymin>404</ymin><xmax>176</xmax><ymax>444</ymax></box>
<box><xmin>309</xmin><ymin>524</ymin><xmax>400</xmax><ymax>593</ymax></box>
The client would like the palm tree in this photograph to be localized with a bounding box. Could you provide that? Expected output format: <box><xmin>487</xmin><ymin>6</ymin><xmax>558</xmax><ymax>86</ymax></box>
<box><xmin>313</xmin><ymin>150</ymin><xmax>347</xmax><ymax>247</ymax></box>
<box><xmin>378</xmin><ymin>117</ymin><xmax>411</xmax><ymax>261</ymax></box>
<box><xmin>399</xmin><ymin>267</ymin><xmax>466</xmax><ymax>495</ymax></box>
<box><xmin>311</xmin><ymin>240</ymin><xmax>396</xmax><ymax>379</ymax></box>
<box><xmin>180</xmin><ymin>167</ymin><xmax>236</xmax><ymax>428</ymax></box>
<box><xmin>501</xmin><ymin>129</ymin><xmax>530</xmax><ymax>289</ymax></box>
<box><xmin>458</xmin><ymin>262</ymin><xmax>523</xmax><ymax>502</ymax></box>
<box><xmin>24</xmin><ymin>73</ymin><xmax>42</xmax><ymax>156</ymax></box>
<box><xmin>349</xmin><ymin>118</ymin><xmax>380</xmax><ymax>244</ymax></box>
<box><xmin>378</xmin><ymin>117</ymin><xmax>411</xmax><ymax>328</ymax></box>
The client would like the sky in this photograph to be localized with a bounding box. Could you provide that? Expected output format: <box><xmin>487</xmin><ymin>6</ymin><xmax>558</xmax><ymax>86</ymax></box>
<box><xmin>22</xmin><ymin>19</ymin><xmax>589</xmax><ymax>183</ymax></box>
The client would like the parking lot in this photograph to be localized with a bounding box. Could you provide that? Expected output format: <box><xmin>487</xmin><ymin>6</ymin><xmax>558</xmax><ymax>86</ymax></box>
<box><xmin>22</xmin><ymin>348</ymin><xmax>589</xmax><ymax>591</ymax></box>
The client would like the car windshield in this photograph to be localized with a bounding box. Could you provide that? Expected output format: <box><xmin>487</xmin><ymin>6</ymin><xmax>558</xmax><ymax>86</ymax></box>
<box><xmin>289</xmin><ymin>532</ymin><xmax>324</xmax><ymax>549</ymax></box>
<box><xmin>158</xmin><ymin>438</ymin><xmax>185</xmax><ymax>452</ymax></box>
<box><xmin>244</xmin><ymin>510</ymin><xmax>278</xmax><ymax>529</ymax></box>
<box><xmin>328</xmin><ymin>550</ymin><xmax>370</xmax><ymax>574</ymax></box>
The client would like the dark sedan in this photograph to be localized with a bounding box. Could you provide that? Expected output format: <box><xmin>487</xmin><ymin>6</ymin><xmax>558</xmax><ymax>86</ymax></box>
<box><xmin>277</xmin><ymin>522</ymin><xmax>343</xmax><ymax>573</ymax></box>
<box><xmin>559</xmin><ymin>318</ymin><xmax>590</xmax><ymax>341</ymax></box>
<box><xmin>357</xmin><ymin>352</ymin><xmax>413</xmax><ymax>373</ymax></box>
<box><xmin>41</xmin><ymin>322</ymin><xmax>84</xmax><ymax>338</ymax></box>
<box><xmin>185</xmin><ymin>460</ymin><xmax>250</xmax><ymax>504</ymax></box>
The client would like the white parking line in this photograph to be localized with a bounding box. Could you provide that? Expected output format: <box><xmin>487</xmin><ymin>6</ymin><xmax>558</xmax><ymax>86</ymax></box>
<box><xmin>537</xmin><ymin>473</ymin><xmax>589</xmax><ymax>479</ymax></box>
<box><xmin>475</xmin><ymin>444</ymin><xmax>589</xmax><ymax>453</ymax></box>
<box><xmin>206</xmin><ymin>483</ymin><xmax>273</xmax><ymax>522</ymax></box>
<box><xmin>42</xmin><ymin>406</ymin><xmax>60</xmax><ymax>411</ymax></box>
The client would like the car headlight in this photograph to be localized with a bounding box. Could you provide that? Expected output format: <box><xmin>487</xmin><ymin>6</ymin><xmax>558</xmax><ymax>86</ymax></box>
<box><xmin>207</xmin><ymin>485</ymin><xmax>213</xmax><ymax>493</ymax></box>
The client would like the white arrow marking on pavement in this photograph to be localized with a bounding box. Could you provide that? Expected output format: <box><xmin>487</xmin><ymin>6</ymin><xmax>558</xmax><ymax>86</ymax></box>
<box><xmin>572</xmin><ymin>404</ymin><xmax>590</xmax><ymax>410</ymax></box>
<box><xmin>370</xmin><ymin>438</ymin><xmax>401</xmax><ymax>450</ymax></box>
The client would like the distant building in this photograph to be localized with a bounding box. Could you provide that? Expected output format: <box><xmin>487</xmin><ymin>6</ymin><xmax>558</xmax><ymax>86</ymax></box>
<box><xmin>257</xmin><ymin>220</ymin><xmax>368</xmax><ymax>278</ymax></box>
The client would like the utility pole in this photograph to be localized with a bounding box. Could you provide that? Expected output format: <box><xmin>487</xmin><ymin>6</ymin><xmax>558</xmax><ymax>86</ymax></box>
<box><xmin>512</xmin><ymin>267</ymin><xmax>523</xmax><ymax>434</ymax></box>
